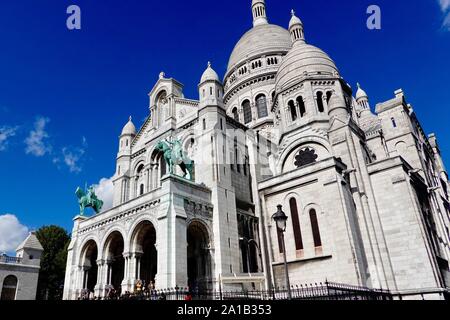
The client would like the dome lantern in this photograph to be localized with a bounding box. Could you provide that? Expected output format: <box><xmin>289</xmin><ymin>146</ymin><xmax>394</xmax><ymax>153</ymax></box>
<box><xmin>252</xmin><ymin>0</ymin><xmax>268</xmax><ymax>27</ymax></box>
<box><xmin>355</xmin><ymin>83</ymin><xmax>370</xmax><ymax>109</ymax></box>
<box><xmin>289</xmin><ymin>9</ymin><xmax>305</xmax><ymax>44</ymax></box>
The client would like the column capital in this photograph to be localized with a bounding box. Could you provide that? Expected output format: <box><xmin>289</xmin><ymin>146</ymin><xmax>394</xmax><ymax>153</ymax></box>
<box><xmin>123</xmin><ymin>252</ymin><xmax>133</xmax><ymax>259</ymax></box>
<box><xmin>96</xmin><ymin>259</ymin><xmax>105</xmax><ymax>266</ymax></box>
<box><xmin>131</xmin><ymin>251</ymin><xmax>144</xmax><ymax>259</ymax></box>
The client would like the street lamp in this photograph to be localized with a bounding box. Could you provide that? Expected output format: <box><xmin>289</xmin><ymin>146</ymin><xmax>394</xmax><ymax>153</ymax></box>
<box><xmin>272</xmin><ymin>205</ymin><xmax>292</xmax><ymax>300</ymax></box>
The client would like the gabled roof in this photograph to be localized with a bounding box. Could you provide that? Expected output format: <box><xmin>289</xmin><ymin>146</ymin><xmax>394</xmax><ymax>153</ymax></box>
<box><xmin>16</xmin><ymin>232</ymin><xmax>44</xmax><ymax>252</ymax></box>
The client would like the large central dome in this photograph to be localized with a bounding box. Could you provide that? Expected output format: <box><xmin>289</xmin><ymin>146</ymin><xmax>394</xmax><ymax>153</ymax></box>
<box><xmin>226</xmin><ymin>24</ymin><xmax>292</xmax><ymax>76</ymax></box>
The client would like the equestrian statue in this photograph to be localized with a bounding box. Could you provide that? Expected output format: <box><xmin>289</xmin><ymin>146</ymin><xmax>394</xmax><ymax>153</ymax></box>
<box><xmin>75</xmin><ymin>185</ymin><xmax>104</xmax><ymax>216</ymax></box>
<box><xmin>155</xmin><ymin>138</ymin><xmax>194</xmax><ymax>181</ymax></box>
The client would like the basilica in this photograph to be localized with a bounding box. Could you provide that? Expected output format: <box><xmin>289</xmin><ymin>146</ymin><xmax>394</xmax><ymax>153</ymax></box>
<box><xmin>63</xmin><ymin>0</ymin><xmax>450</xmax><ymax>300</ymax></box>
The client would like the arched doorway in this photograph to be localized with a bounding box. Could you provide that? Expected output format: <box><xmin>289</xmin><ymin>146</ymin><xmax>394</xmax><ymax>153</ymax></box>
<box><xmin>131</xmin><ymin>221</ymin><xmax>157</xmax><ymax>287</ymax></box>
<box><xmin>80</xmin><ymin>240</ymin><xmax>98</xmax><ymax>293</ymax></box>
<box><xmin>1</xmin><ymin>275</ymin><xmax>18</xmax><ymax>300</ymax></box>
<box><xmin>104</xmin><ymin>231</ymin><xmax>125</xmax><ymax>293</ymax></box>
<box><xmin>187</xmin><ymin>221</ymin><xmax>211</xmax><ymax>291</ymax></box>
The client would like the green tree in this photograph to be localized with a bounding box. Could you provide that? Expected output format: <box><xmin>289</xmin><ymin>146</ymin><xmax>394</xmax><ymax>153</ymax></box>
<box><xmin>35</xmin><ymin>225</ymin><xmax>71</xmax><ymax>300</ymax></box>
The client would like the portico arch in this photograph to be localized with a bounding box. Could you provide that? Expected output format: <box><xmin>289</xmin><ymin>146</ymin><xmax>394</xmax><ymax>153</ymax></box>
<box><xmin>79</xmin><ymin>240</ymin><xmax>98</xmax><ymax>293</ymax></box>
<box><xmin>130</xmin><ymin>221</ymin><xmax>157</xmax><ymax>287</ymax></box>
<box><xmin>187</xmin><ymin>221</ymin><xmax>212</xmax><ymax>291</ymax></box>
<box><xmin>103</xmin><ymin>231</ymin><xmax>125</xmax><ymax>293</ymax></box>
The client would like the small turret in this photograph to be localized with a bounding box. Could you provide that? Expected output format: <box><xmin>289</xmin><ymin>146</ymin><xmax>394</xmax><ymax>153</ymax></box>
<box><xmin>355</xmin><ymin>83</ymin><xmax>370</xmax><ymax>109</ymax></box>
<box><xmin>118</xmin><ymin>116</ymin><xmax>136</xmax><ymax>153</ymax></box>
<box><xmin>328</xmin><ymin>93</ymin><xmax>349</xmax><ymax>122</ymax></box>
<box><xmin>15</xmin><ymin>231</ymin><xmax>43</xmax><ymax>267</ymax></box>
<box><xmin>198</xmin><ymin>62</ymin><xmax>224</xmax><ymax>108</ymax></box>
<box><xmin>289</xmin><ymin>9</ymin><xmax>305</xmax><ymax>45</ymax></box>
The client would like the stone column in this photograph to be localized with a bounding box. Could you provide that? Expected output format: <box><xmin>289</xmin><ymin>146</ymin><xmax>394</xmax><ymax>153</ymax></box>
<box><xmin>77</xmin><ymin>266</ymin><xmax>84</xmax><ymax>291</ymax></box>
<box><xmin>122</xmin><ymin>252</ymin><xmax>132</xmax><ymax>293</ymax></box>
<box><xmin>83</xmin><ymin>267</ymin><xmax>90</xmax><ymax>289</ymax></box>
<box><xmin>129</xmin><ymin>252</ymin><xmax>143</xmax><ymax>284</ymax></box>
<box><xmin>95</xmin><ymin>259</ymin><xmax>104</xmax><ymax>297</ymax></box>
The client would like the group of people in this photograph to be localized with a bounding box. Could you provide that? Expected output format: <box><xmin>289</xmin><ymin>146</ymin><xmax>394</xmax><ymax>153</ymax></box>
<box><xmin>77</xmin><ymin>281</ymin><xmax>200</xmax><ymax>301</ymax></box>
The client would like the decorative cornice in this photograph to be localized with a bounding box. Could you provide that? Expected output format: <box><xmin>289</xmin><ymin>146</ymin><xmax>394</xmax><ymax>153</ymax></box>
<box><xmin>77</xmin><ymin>199</ymin><xmax>161</xmax><ymax>235</ymax></box>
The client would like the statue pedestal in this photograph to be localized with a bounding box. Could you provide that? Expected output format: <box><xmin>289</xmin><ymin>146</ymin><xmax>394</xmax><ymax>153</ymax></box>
<box><xmin>155</xmin><ymin>174</ymin><xmax>212</xmax><ymax>290</ymax></box>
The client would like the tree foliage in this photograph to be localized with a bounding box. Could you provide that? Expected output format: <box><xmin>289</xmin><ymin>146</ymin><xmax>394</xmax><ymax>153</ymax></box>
<box><xmin>35</xmin><ymin>225</ymin><xmax>70</xmax><ymax>300</ymax></box>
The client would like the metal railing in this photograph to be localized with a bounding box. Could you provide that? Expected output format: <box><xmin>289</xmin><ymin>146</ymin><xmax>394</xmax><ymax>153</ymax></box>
<box><xmin>81</xmin><ymin>281</ymin><xmax>392</xmax><ymax>301</ymax></box>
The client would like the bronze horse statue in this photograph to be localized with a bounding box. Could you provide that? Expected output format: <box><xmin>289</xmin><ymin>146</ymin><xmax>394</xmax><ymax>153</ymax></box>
<box><xmin>155</xmin><ymin>139</ymin><xmax>194</xmax><ymax>181</ymax></box>
<box><xmin>75</xmin><ymin>186</ymin><xmax>103</xmax><ymax>216</ymax></box>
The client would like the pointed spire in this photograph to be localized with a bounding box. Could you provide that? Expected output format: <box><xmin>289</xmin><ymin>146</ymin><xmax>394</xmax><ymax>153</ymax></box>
<box><xmin>252</xmin><ymin>0</ymin><xmax>268</xmax><ymax>27</ymax></box>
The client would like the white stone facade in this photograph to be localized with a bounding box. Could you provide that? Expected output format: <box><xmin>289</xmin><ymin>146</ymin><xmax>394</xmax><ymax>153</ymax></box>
<box><xmin>63</xmin><ymin>1</ymin><xmax>450</xmax><ymax>300</ymax></box>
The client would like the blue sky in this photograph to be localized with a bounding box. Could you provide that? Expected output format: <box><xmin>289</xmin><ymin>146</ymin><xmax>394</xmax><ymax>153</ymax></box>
<box><xmin>0</xmin><ymin>0</ymin><xmax>449</xmax><ymax>252</ymax></box>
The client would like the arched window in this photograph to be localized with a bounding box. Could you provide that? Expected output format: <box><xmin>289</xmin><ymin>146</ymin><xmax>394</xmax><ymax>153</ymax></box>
<box><xmin>1</xmin><ymin>275</ymin><xmax>18</xmax><ymax>300</ymax></box>
<box><xmin>289</xmin><ymin>198</ymin><xmax>304</xmax><ymax>251</ymax></box>
<box><xmin>234</xmin><ymin>138</ymin><xmax>240</xmax><ymax>173</ymax></box>
<box><xmin>203</xmin><ymin>118</ymin><xmax>206</xmax><ymax>130</ymax></box>
<box><xmin>256</xmin><ymin>94</ymin><xmax>268</xmax><ymax>118</ymax></box>
<box><xmin>326</xmin><ymin>91</ymin><xmax>333</xmax><ymax>104</ymax></box>
<box><xmin>309</xmin><ymin>209</ymin><xmax>322</xmax><ymax>247</ymax></box>
<box><xmin>140</xmin><ymin>184</ymin><xmax>144</xmax><ymax>196</ymax></box>
<box><xmin>391</xmin><ymin>117</ymin><xmax>397</xmax><ymax>128</ymax></box>
<box><xmin>297</xmin><ymin>96</ymin><xmax>306</xmax><ymax>117</ymax></box>
<box><xmin>317</xmin><ymin>91</ymin><xmax>324</xmax><ymax>113</ymax></box>
<box><xmin>288</xmin><ymin>100</ymin><xmax>297</xmax><ymax>121</ymax></box>
<box><xmin>160</xmin><ymin>156</ymin><xmax>167</xmax><ymax>178</ymax></box>
<box><xmin>232</xmin><ymin>108</ymin><xmax>239</xmax><ymax>122</ymax></box>
<box><xmin>242</xmin><ymin>100</ymin><xmax>252</xmax><ymax>124</ymax></box>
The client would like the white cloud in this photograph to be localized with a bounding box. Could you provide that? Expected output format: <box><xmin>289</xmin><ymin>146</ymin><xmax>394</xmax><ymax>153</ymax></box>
<box><xmin>25</xmin><ymin>117</ymin><xmax>52</xmax><ymax>157</ymax></box>
<box><xmin>0</xmin><ymin>126</ymin><xmax>18</xmax><ymax>151</ymax></box>
<box><xmin>439</xmin><ymin>0</ymin><xmax>450</xmax><ymax>11</ymax></box>
<box><xmin>62</xmin><ymin>147</ymin><xmax>85</xmax><ymax>173</ymax></box>
<box><xmin>438</xmin><ymin>0</ymin><xmax>450</xmax><ymax>31</ymax></box>
<box><xmin>93</xmin><ymin>177</ymin><xmax>114</xmax><ymax>212</ymax></box>
<box><xmin>0</xmin><ymin>214</ymin><xmax>29</xmax><ymax>253</ymax></box>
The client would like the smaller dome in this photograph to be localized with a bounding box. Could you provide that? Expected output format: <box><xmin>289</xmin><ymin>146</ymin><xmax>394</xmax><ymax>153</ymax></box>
<box><xmin>121</xmin><ymin>116</ymin><xmax>136</xmax><ymax>136</ymax></box>
<box><xmin>355</xmin><ymin>83</ymin><xmax>368</xmax><ymax>100</ymax></box>
<box><xmin>289</xmin><ymin>10</ymin><xmax>303</xmax><ymax>29</ymax></box>
<box><xmin>200</xmin><ymin>62</ymin><xmax>220</xmax><ymax>83</ymax></box>
<box><xmin>275</xmin><ymin>43</ymin><xmax>339</xmax><ymax>92</ymax></box>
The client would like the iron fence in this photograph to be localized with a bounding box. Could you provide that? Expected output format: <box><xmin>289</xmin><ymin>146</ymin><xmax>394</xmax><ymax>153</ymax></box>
<box><xmin>92</xmin><ymin>281</ymin><xmax>392</xmax><ymax>301</ymax></box>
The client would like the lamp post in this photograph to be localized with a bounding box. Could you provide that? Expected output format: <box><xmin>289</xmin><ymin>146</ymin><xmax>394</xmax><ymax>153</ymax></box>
<box><xmin>272</xmin><ymin>205</ymin><xmax>292</xmax><ymax>300</ymax></box>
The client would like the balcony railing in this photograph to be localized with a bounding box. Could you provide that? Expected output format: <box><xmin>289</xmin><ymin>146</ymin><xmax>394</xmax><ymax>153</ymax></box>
<box><xmin>0</xmin><ymin>255</ymin><xmax>22</xmax><ymax>264</ymax></box>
